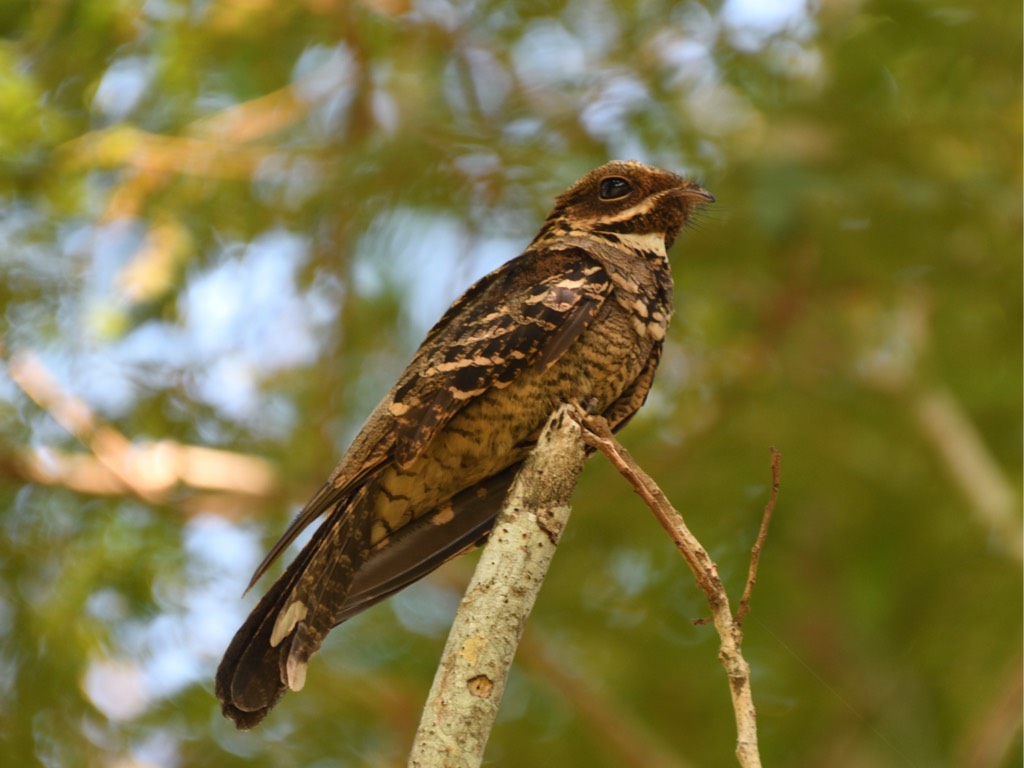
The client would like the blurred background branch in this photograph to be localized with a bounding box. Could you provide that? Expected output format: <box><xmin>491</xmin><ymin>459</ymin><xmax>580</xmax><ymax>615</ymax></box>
<box><xmin>911</xmin><ymin>388</ymin><xmax>1021</xmax><ymax>560</ymax></box>
<box><xmin>8</xmin><ymin>350</ymin><xmax>278</xmax><ymax>502</ymax></box>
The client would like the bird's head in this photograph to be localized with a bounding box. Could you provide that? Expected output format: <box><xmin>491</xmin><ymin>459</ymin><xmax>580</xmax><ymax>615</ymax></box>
<box><xmin>546</xmin><ymin>160</ymin><xmax>714</xmax><ymax>250</ymax></box>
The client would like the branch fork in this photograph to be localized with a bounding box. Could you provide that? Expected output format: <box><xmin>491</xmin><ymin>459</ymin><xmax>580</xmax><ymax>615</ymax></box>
<box><xmin>409</xmin><ymin>404</ymin><xmax>780</xmax><ymax>768</ymax></box>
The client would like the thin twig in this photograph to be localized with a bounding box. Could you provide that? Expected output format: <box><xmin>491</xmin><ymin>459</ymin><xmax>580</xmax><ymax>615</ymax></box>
<box><xmin>737</xmin><ymin>447</ymin><xmax>781</xmax><ymax>625</ymax></box>
<box><xmin>576</xmin><ymin>409</ymin><xmax>767</xmax><ymax>768</ymax></box>
<box><xmin>577</xmin><ymin>414</ymin><xmax>724</xmax><ymax>605</ymax></box>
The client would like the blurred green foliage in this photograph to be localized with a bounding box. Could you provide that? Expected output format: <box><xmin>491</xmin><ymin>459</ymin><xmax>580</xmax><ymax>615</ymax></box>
<box><xmin>0</xmin><ymin>0</ymin><xmax>1020</xmax><ymax>766</ymax></box>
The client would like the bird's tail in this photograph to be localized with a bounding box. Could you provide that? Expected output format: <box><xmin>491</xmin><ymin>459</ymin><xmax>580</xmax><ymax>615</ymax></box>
<box><xmin>214</xmin><ymin>499</ymin><xmax>368</xmax><ymax>729</ymax></box>
<box><xmin>215</xmin><ymin>465</ymin><xmax>522</xmax><ymax>728</ymax></box>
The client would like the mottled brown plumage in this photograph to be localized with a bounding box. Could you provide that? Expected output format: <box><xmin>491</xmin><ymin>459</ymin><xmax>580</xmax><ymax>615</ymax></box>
<box><xmin>215</xmin><ymin>161</ymin><xmax>713</xmax><ymax>728</ymax></box>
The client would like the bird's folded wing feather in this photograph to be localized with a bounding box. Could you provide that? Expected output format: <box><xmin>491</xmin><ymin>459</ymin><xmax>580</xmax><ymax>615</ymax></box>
<box><xmin>245</xmin><ymin>248</ymin><xmax>612</xmax><ymax>587</ymax></box>
<box><xmin>389</xmin><ymin>248</ymin><xmax>613</xmax><ymax>466</ymax></box>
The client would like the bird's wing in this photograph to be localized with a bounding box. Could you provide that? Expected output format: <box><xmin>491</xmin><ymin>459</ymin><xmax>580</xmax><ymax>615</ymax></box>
<box><xmin>389</xmin><ymin>247</ymin><xmax>612</xmax><ymax>466</ymax></box>
<box><xmin>245</xmin><ymin>248</ymin><xmax>611</xmax><ymax>588</ymax></box>
<box><xmin>326</xmin><ymin>271</ymin><xmax>659</xmax><ymax>630</ymax></box>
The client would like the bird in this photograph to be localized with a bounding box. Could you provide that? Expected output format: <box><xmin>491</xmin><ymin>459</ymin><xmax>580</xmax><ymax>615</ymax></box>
<box><xmin>215</xmin><ymin>160</ymin><xmax>714</xmax><ymax>728</ymax></box>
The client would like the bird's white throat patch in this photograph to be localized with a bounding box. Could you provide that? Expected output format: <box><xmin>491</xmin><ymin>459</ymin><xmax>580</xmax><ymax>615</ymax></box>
<box><xmin>606</xmin><ymin>230</ymin><xmax>667</xmax><ymax>257</ymax></box>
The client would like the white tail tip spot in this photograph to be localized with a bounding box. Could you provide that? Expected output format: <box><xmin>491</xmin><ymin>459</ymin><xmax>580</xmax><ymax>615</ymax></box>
<box><xmin>270</xmin><ymin>600</ymin><xmax>308</xmax><ymax>648</ymax></box>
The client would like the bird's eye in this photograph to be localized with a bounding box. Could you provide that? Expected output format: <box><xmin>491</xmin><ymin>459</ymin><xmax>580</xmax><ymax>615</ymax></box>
<box><xmin>598</xmin><ymin>177</ymin><xmax>632</xmax><ymax>200</ymax></box>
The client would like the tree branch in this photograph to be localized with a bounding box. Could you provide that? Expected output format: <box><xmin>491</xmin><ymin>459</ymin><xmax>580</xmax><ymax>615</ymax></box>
<box><xmin>408</xmin><ymin>404</ymin><xmax>586</xmax><ymax>768</ymax></box>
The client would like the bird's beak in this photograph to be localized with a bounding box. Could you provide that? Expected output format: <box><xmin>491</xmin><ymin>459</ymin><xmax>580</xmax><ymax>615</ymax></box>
<box><xmin>673</xmin><ymin>185</ymin><xmax>715</xmax><ymax>204</ymax></box>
